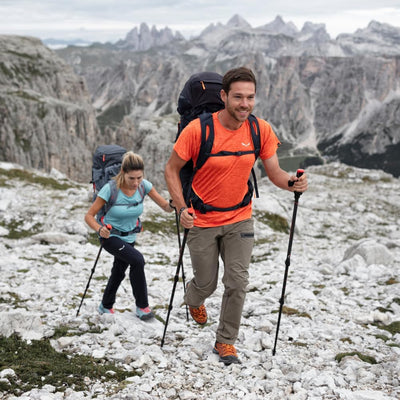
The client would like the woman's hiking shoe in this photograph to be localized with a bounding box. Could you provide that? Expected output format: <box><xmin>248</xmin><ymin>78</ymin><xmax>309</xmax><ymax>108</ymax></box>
<box><xmin>189</xmin><ymin>304</ymin><xmax>208</xmax><ymax>325</ymax></box>
<box><xmin>98</xmin><ymin>303</ymin><xmax>115</xmax><ymax>315</ymax></box>
<box><xmin>213</xmin><ymin>342</ymin><xmax>242</xmax><ymax>365</ymax></box>
<box><xmin>136</xmin><ymin>306</ymin><xmax>154</xmax><ymax>321</ymax></box>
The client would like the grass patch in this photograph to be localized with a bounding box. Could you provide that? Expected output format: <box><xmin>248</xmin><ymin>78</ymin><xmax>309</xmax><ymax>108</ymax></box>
<box><xmin>94</xmin><ymin>275</ymin><xmax>108</xmax><ymax>281</ymax></box>
<box><xmin>374</xmin><ymin>334</ymin><xmax>389</xmax><ymax>342</ymax></box>
<box><xmin>253</xmin><ymin>211</ymin><xmax>289</xmax><ymax>233</ymax></box>
<box><xmin>16</xmin><ymin>269</ymin><xmax>29</xmax><ymax>273</ymax></box>
<box><xmin>0</xmin><ymin>334</ymin><xmax>140</xmax><ymax>396</ymax></box>
<box><xmin>0</xmin><ymin>219</ymin><xmax>43</xmax><ymax>239</ymax></box>
<box><xmin>141</xmin><ymin>215</ymin><xmax>175</xmax><ymax>236</ymax></box>
<box><xmin>51</xmin><ymin>325</ymin><xmax>105</xmax><ymax>339</ymax></box>
<box><xmin>341</xmin><ymin>287</ymin><xmax>350</xmax><ymax>296</ymax></box>
<box><xmin>376</xmin><ymin>306</ymin><xmax>393</xmax><ymax>314</ymax></box>
<box><xmin>384</xmin><ymin>277</ymin><xmax>399</xmax><ymax>285</ymax></box>
<box><xmin>251</xmin><ymin>253</ymin><xmax>272</xmax><ymax>263</ymax></box>
<box><xmin>254</xmin><ymin>237</ymin><xmax>276</xmax><ymax>246</ymax></box>
<box><xmin>272</xmin><ymin>306</ymin><xmax>311</xmax><ymax>319</ymax></box>
<box><xmin>374</xmin><ymin>321</ymin><xmax>400</xmax><ymax>336</ymax></box>
<box><xmin>87</xmin><ymin>232</ymin><xmax>100</xmax><ymax>245</ymax></box>
<box><xmin>0</xmin><ymin>168</ymin><xmax>75</xmax><ymax>190</ymax></box>
<box><xmin>335</xmin><ymin>351</ymin><xmax>377</xmax><ymax>364</ymax></box>
<box><xmin>291</xmin><ymin>341</ymin><xmax>308</xmax><ymax>347</ymax></box>
<box><xmin>0</xmin><ymin>292</ymin><xmax>28</xmax><ymax>307</ymax></box>
<box><xmin>146</xmin><ymin>253</ymin><xmax>172</xmax><ymax>266</ymax></box>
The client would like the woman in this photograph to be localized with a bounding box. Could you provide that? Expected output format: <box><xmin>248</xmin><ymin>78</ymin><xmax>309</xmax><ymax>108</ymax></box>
<box><xmin>85</xmin><ymin>151</ymin><xmax>173</xmax><ymax>320</ymax></box>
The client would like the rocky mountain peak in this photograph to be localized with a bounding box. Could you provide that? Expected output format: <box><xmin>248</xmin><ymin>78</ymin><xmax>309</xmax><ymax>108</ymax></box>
<box><xmin>116</xmin><ymin>23</ymin><xmax>182</xmax><ymax>50</ymax></box>
<box><xmin>226</xmin><ymin>14</ymin><xmax>252</xmax><ymax>29</ymax></box>
<box><xmin>261</xmin><ymin>15</ymin><xmax>299</xmax><ymax>37</ymax></box>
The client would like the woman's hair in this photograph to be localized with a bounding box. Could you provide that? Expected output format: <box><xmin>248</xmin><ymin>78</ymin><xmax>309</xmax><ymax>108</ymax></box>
<box><xmin>222</xmin><ymin>67</ymin><xmax>257</xmax><ymax>94</ymax></box>
<box><xmin>115</xmin><ymin>151</ymin><xmax>144</xmax><ymax>189</ymax></box>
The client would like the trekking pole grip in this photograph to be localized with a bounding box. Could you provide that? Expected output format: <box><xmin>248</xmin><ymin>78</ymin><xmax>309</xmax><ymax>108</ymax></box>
<box><xmin>295</xmin><ymin>169</ymin><xmax>304</xmax><ymax>199</ymax></box>
<box><xmin>288</xmin><ymin>169</ymin><xmax>304</xmax><ymax>199</ymax></box>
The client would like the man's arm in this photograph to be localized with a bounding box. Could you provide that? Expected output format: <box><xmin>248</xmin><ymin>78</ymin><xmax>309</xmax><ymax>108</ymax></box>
<box><xmin>164</xmin><ymin>150</ymin><xmax>195</xmax><ymax>228</ymax></box>
<box><xmin>262</xmin><ymin>154</ymin><xmax>308</xmax><ymax>193</ymax></box>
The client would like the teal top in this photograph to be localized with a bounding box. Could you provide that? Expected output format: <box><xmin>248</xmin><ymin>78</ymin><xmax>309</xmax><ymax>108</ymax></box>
<box><xmin>98</xmin><ymin>179</ymin><xmax>152</xmax><ymax>242</ymax></box>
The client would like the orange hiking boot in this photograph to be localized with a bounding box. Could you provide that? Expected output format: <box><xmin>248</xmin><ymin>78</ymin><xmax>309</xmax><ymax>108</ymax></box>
<box><xmin>189</xmin><ymin>304</ymin><xmax>207</xmax><ymax>325</ymax></box>
<box><xmin>213</xmin><ymin>342</ymin><xmax>241</xmax><ymax>365</ymax></box>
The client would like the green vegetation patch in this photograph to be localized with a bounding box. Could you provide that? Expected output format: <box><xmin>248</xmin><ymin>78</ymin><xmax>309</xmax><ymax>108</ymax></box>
<box><xmin>0</xmin><ymin>219</ymin><xmax>43</xmax><ymax>239</ymax></box>
<box><xmin>0</xmin><ymin>292</ymin><xmax>27</xmax><ymax>307</ymax></box>
<box><xmin>383</xmin><ymin>277</ymin><xmax>399</xmax><ymax>285</ymax></box>
<box><xmin>374</xmin><ymin>321</ymin><xmax>400</xmax><ymax>336</ymax></box>
<box><xmin>0</xmin><ymin>334</ymin><xmax>139</xmax><ymax>396</ymax></box>
<box><xmin>272</xmin><ymin>306</ymin><xmax>311</xmax><ymax>319</ymax></box>
<box><xmin>0</xmin><ymin>168</ymin><xmax>75</xmax><ymax>190</ymax></box>
<box><xmin>254</xmin><ymin>210</ymin><xmax>289</xmax><ymax>233</ymax></box>
<box><xmin>335</xmin><ymin>351</ymin><xmax>377</xmax><ymax>364</ymax></box>
<box><xmin>142</xmin><ymin>214</ymin><xmax>175</xmax><ymax>236</ymax></box>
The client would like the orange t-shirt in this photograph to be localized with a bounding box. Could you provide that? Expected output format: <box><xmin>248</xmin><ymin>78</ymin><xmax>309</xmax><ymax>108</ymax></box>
<box><xmin>174</xmin><ymin>112</ymin><xmax>280</xmax><ymax>227</ymax></box>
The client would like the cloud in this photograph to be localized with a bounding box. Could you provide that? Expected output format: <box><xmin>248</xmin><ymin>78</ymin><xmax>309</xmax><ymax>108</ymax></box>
<box><xmin>0</xmin><ymin>0</ymin><xmax>399</xmax><ymax>42</ymax></box>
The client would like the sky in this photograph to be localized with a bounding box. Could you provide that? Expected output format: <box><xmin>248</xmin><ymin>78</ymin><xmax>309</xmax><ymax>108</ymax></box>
<box><xmin>0</xmin><ymin>0</ymin><xmax>399</xmax><ymax>43</ymax></box>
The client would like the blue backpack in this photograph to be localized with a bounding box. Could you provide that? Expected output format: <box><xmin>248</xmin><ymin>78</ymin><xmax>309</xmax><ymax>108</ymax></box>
<box><xmin>91</xmin><ymin>145</ymin><xmax>144</xmax><ymax>235</ymax></box>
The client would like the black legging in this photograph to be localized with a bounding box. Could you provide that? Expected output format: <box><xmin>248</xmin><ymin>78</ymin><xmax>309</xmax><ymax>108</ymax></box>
<box><xmin>100</xmin><ymin>236</ymin><xmax>148</xmax><ymax>309</ymax></box>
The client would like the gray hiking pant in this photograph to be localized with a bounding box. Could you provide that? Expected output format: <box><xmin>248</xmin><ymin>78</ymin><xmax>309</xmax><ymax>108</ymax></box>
<box><xmin>185</xmin><ymin>218</ymin><xmax>254</xmax><ymax>344</ymax></box>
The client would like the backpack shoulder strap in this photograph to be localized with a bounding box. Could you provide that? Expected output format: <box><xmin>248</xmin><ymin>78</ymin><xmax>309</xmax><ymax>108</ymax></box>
<box><xmin>103</xmin><ymin>180</ymin><xmax>118</xmax><ymax>214</ymax></box>
<box><xmin>248</xmin><ymin>114</ymin><xmax>261</xmax><ymax>199</ymax></box>
<box><xmin>248</xmin><ymin>114</ymin><xmax>261</xmax><ymax>159</ymax></box>
<box><xmin>137</xmin><ymin>181</ymin><xmax>146</xmax><ymax>202</ymax></box>
<box><xmin>195</xmin><ymin>113</ymin><xmax>215</xmax><ymax>171</ymax></box>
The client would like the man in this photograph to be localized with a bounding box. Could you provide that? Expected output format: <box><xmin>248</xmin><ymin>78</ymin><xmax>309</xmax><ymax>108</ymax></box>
<box><xmin>164</xmin><ymin>67</ymin><xmax>308</xmax><ymax>365</ymax></box>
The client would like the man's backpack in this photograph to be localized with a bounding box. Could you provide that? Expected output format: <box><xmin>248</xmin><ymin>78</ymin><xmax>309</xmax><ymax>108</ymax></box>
<box><xmin>176</xmin><ymin>72</ymin><xmax>261</xmax><ymax>214</ymax></box>
<box><xmin>91</xmin><ymin>144</ymin><xmax>144</xmax><ymax>234</ymax></box>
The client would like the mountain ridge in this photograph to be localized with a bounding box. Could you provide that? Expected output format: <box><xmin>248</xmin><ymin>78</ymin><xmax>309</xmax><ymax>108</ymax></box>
<box><xmin>1</xmin><ymin>15</ymin><xmax>400</xmax><ymax>183</ymax></box>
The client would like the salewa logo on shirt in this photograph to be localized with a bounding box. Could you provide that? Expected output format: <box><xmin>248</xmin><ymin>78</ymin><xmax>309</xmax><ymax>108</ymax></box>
<box><xmin>241</xmin><ymin>142</ymin><xmax>250</xmax><ymax>147</ymax></box>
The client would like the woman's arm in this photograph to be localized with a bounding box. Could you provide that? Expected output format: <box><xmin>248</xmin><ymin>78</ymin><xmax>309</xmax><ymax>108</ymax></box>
<box><xmin>148</xmin><ymin>187</ymin><xmax>174</xmax><ymax>212</ymax></box>
<box><xmin>84</xmin><ymin>196</ymin><xmax>110</xmax><ymax>238</ymax></box>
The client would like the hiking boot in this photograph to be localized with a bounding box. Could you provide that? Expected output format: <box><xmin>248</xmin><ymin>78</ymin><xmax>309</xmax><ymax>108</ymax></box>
<box><xmin>189</xmin><ymin>304</ymin><xmax>207</xmax><ymax>325</ymax></box>
<box><xmin>213</xmin><ymin>342</ymin><xmax>242</xmax><ymax>365</ymax></box>
<box><xmin>136</xmin><ymin>306</ymin><xmax>154</xmax><ymax>321</ymax></box>
<box><xmin>98</xmin><ymin>303</ymin><xmax>115</xmax><ymax>315</ymax></box>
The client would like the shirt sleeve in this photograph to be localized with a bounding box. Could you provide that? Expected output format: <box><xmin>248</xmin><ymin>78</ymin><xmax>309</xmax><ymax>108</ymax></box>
<box><xmin>258</xmin><ymin>118</ymin><xmax>281</xmax><ymax>160</ymax></box>
<box><xmin>97</xmin><ymin>182</ymin><xmax>111</xmax><ymax>202</ymax></box>
<box><xmin>173</xmin><ymin>119</ymin><xmax>201</xmax><ymax>162</ymax></box>
<box><xmin>143</xmin><ymin>179</ymin><xmax>153</xmax><ymax>195</ymax></box>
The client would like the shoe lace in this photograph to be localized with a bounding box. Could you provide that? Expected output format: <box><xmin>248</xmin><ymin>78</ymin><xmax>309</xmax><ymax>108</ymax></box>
<box><xmin>139</xmin><ymin>307</ymin><xmax>151</xmax><ymax>313</ymax></box>
<box><xmin>217</xmin><ymin>343</ymin><xmax>237</xmax><ymax>357</ymax></box>
<box><xmin>192</xmin><ymin>305</ymin><xmax>206</xmax><ymax>318</ymax></box>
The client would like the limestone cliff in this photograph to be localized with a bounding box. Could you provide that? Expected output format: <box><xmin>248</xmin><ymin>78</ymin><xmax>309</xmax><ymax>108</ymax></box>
<box><xmin>0</xmin><ymin>35</ymin><xmax>100</xmax><ymax>182</ymax></box>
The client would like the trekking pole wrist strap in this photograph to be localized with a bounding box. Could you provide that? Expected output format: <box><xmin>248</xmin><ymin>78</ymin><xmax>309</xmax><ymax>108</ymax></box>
<box><xmin>169</xmin><ymin>199</ymin><xmax>176</xmax><ymax>210</ymax></box>
<box><xmin>179</xmin><ymin>207</ymin><xmax>187</xmax><ymax>218</ymax></box>
<box><xmin>97</xmin><ymin>226</ymin><xmax>102</xmax><ymax>235</ymax></box>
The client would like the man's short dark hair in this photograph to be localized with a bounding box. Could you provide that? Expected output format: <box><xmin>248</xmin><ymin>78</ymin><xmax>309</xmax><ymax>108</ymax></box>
<box><xmin>222</xmin><ymin>67</ymin><xmax>257</xmax><ymax>94</ymax></box>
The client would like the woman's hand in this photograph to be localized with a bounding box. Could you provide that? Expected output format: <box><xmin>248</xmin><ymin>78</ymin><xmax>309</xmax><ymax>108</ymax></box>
<box><xmin>98</xmin><ymin>224</ymin><xmax>111</xmax><ymax>239</ymax></box>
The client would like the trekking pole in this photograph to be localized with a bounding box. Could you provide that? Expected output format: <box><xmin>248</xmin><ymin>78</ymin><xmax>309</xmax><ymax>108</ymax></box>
<box><xmin>171</xmin><ymin>201</ymin><xmax>189</xmax><ymax>321</ymax></box>
<box><xmin>161</xmin><ymin>208</ymin><xmax>193</xmax><ymax>347</ymax></box>
<box><xmin>76</xmin><ymin>224</ymin><xmax>111</xmax><ymax>317</ymax></box>
<box><xmin>272</xmin><ymin>169</ymin><xmax>304</xmax><ymax>355</ymax></box>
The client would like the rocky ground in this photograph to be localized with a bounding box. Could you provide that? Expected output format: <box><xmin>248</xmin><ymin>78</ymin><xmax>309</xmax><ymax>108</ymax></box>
<box><xmin>0</xmin><ymin>161</ymin><xmax>399</xmax><ymax>400</ymax></box>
